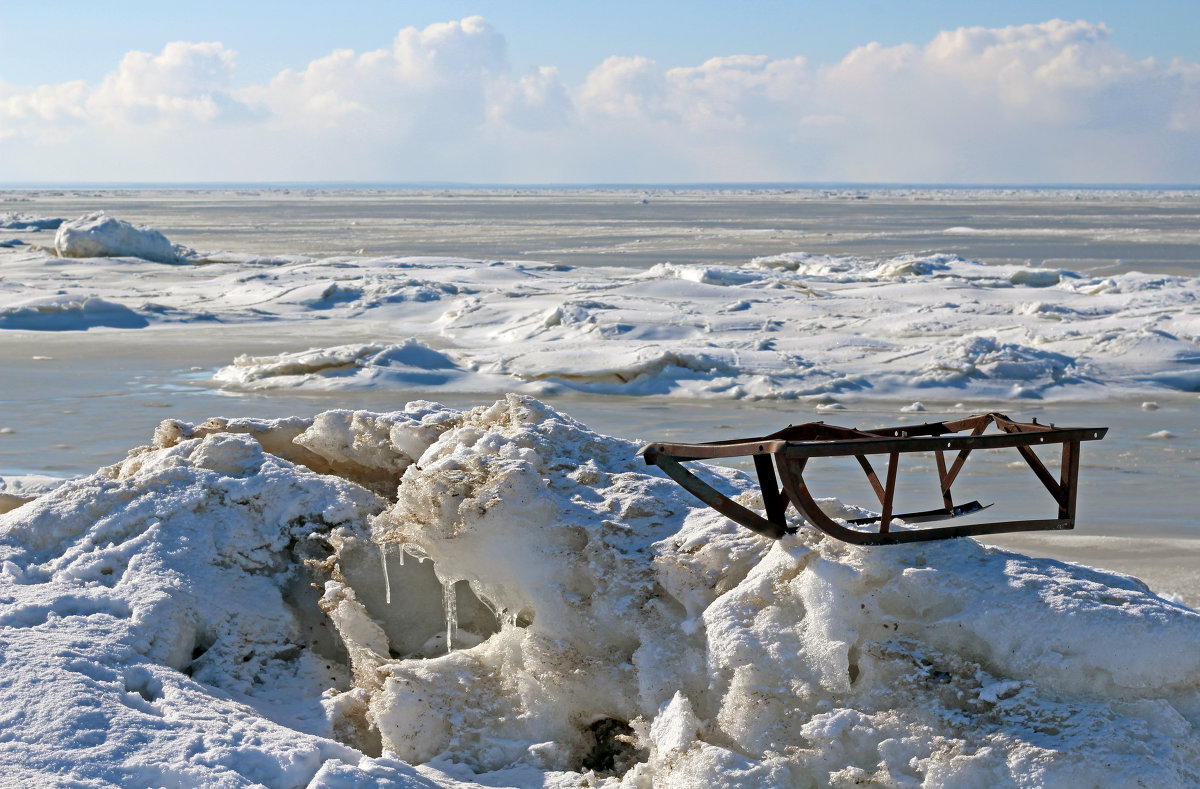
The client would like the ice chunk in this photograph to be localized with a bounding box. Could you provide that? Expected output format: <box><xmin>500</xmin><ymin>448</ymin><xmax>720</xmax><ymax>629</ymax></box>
<box><xmin>54</xmin><ymin>213</ymin><xmax>179</xmax><ymax>263</ymax></box>
<box><xmin>0</xmin><ymin>295</ymin><xmax>149</xmax><ymax>331</ymax></box>
<box><xmin>0</xmin><ymin>213</ymin><xmax>63</xmax><ymax>231</ymax></box>
<box><xmin>213</xmin><ymin>340</ymin><xmax>474</xmax><ymax>391</ymax></box>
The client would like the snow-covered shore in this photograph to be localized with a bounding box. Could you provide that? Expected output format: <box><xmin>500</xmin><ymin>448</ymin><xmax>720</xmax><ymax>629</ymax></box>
<box><xmin>2</xmin><ymin>395</ymin><xmax>1199</xmax><ymax>787</ymax></box>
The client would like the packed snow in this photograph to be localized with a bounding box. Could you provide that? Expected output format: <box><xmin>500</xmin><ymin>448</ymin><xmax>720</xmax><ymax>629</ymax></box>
<box><xmin>2</xmin><ymin>395</ymin><xmax>1199</xmax><ymax>787</ymax></box>
<box><xmin>1</xmin><ymin>217</ymin><xmax>1197</xmax><ymax>401</ymax></box>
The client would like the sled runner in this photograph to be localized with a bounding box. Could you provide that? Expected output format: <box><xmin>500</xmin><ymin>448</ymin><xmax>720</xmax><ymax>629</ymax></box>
<box><xmin>640</xmin><ymin>413</ymin><xmax>1107</xmax><ymax>545</ymax></box>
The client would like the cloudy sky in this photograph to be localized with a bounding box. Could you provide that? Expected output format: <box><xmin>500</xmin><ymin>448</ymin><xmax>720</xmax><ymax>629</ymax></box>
<box><xmin>2</xmin><ymin>1</ymin><xmax>1198</xmax><ymax>184</ymax></box>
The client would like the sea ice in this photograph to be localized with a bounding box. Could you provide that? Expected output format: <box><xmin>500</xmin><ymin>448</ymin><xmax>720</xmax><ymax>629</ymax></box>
<box><xmin>3</xmin><ymin>220</ymin><xmax>1198</xmax><ymax>401</ymax></box>
<box><xmin>0</xmin><ymin>294</ymin><xmax>150</xmax><ymax>331</ymax></box>
<box><xmin>212</xmin><ymin>340</ymin><xmax>493</xmax><ymax>392</ymax></box>
<box><xmin>2</xmin><ymin>396</ymin><xmax>1198</xmax><ymax>787</ymax></box>
<box><xmin>0</xmin><ymin>213</ymin><xmax>62</xmax><ymax>231</ymax></box>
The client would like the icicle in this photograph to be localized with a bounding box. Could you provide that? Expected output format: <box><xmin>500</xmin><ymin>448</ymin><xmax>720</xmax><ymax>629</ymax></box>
<box><xmin>380</xmin><ymin>544</ymin><xmax>392</xmax><ymax>606</ymax></box>
<box><xmin>443</xmin><ymin>580</ymin><xmax>458</xmax><ymax>653</ymax></box>
<box><xmin>397</xmin><ymin>547</ymin><xmax>405</xmax><ymax>567</ymax></box>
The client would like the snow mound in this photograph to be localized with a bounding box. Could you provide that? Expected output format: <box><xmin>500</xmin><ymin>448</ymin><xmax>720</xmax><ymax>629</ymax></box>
<box><xmin>752</xmin><ymin>251</ymin><xmax>1063</xmax><ymax>287</ymax></box>
<box><xmin>54</xmin><ymin>212</ymin><xmax>180</xmax><ymax>263</ymax></box>
<box><xmin>0</xmin><ymin>429</ymin><xmax>385</xmax><ymax>785</ymax></box>
<box><xmin>0</xmin><ymin>294</ymin><xmax>149</xmax><ymax>330</ymax></box>
<box><xmin>0</xmin><ymin>474</ymin><xmax>66</xmax><ymax>514</ymax></box>
<box><xmin>2</xmin><ymin>396</ymin><xmax>1199</xmax><ymax>787</ymax></box>
<box><xmin>0</xmin><ymin>213</ymin><xmax>62</xmax><ymax>231</ymax></box>
<box><xmin>214</xmin><ymin>340</ymin><xmax>473</xmax><ymax>391</ymax></box>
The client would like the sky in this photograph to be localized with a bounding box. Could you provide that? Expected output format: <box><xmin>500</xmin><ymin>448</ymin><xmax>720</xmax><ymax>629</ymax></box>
<box><xmin>1</xmin><ymin>1</ymin><xmax>1198</xmax><ymax>184</ymax></box>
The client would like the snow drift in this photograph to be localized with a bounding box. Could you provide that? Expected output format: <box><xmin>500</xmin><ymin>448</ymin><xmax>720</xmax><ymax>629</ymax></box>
<box><xmin>4</xmin><ymin>217</ymin><xmax>1199</xmax><ymax>399</ymax></box>
<box><xmin>2</xmin><ymin>396</ymin><xmax>1198</xmax><ymax>787</ymax></box>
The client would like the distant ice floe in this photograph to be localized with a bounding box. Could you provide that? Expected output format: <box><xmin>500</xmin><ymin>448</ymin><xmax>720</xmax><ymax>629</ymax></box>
<box><xmin>0</xmin><ymin>213</ymin><xmax>63</xmax><ymax>232</ymax></box>
<box><xmin>0</xmin><ymin>294</ymin><xmax>149</xmax><ymax>330</ymax></box>
<box><xmin>213</xmin><ymin>340</ymin><xmax>508</xmax><ymax>392</ymax></box>
<box><xmin>2</xmin><ymin>396</ymin><xmax>1199</xmax><ymax>786</ymax></box>
<box><xmin>2</xmin><ymin>221</ymin><xmax>1198</xmax><ymax>398</ymax></box>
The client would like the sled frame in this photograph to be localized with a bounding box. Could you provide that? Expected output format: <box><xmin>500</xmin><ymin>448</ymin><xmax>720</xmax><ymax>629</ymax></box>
<box><xmin>640</xmin><ymin>413</ymin><xmax>1107</xmax><ymax>545</ymax></box>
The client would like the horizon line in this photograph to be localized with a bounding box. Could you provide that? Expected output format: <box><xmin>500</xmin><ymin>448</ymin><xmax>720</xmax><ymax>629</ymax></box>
<box><xmin>3</xmin><ymin>180</ymin><xmax>1200</xmax><ymax>191</ymax></box>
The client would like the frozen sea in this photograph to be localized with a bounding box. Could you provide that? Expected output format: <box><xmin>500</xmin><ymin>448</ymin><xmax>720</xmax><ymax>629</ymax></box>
<box><xmin>3</xmin><ymin>186</ymin><xmax>1198</xmax><ymax>594</ymax></box>
<box><xmin>2</xmin><ymin>187</ymin><xmax>1200</xmax><ymax>787</ymax></box>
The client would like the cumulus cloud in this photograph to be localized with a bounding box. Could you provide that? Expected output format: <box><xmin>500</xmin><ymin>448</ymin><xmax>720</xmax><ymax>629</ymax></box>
<box><xmin>579</xmin><ymin>54</ymin><xmax>811</xmax><ymax>128</ymax></box>
<box><xmin>1</xmin><ymin>17</ymin><xmax>1197</xmax><ymax>183</ymax></box>
<box><xmin>2</xmin><ymin>41</ymin><xmax>259</xmax><ymax>136</ymax></box>
<box><xmin>251</xmin><ymin>16</ymin><xmax>511</xmax><ymax>134</ymax></box>
<box><xmin>489</xmin><ymin>66</ymin><xmax>573</xmax><ymax>131</ymax></box>
<box><xmin>572</xmin><ymin>19</ymin><xmax>1199</xmax><ymax>182</ymax></box>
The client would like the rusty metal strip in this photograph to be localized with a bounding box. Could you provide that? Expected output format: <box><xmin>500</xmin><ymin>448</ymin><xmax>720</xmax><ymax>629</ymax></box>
<box><xmin>1013</xmin><ymin>444</ymin><xmax>1067</xmax><ymax>509</ymax></box>
<box><xmin>940</xmin><ymin>421</ymin><xmax>988</xmax><ymax>493</ymax></box>
<box><xmin>879</xmin><ymin>452</ymin><xmax>899</xmax><ymax>534</ymax></box>
<box><xmin>934</xmin><ymin>450</ymin><xmax>953</xmax><ymax>509</ymax></box>
<box><xmin>1059</xmin><ymin>440</ymin><xmax>1080</xmax><ymax>520</ymax></box>
<box><xmin>753</xmin><ymin>453</ymin><xmax>788</xmax><ymax>528</ymax></box>
<box><xmin>847</xmin><ymin>500</ymin><xmax>986</xmax><ymax>525</ymax></box>
<box><xmin>856</xmin><ymin>454</ymin><xmax>887</xmax><ymax>506</ymax></box>
<box><xmin>648</xmin><ymin>453</ymin><xmax>793</xmax><ymax>540</ymax></box>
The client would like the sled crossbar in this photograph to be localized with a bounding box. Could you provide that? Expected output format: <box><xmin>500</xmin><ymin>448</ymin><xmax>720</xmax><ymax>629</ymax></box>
<box><xmin>640</xmin><ymin>413</ymin><xmax>1106</xmax><ymax>545</ymax></box>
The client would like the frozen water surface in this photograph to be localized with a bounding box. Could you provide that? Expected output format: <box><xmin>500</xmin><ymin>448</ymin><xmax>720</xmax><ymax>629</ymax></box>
<box><xmin>1</xmin><ymin>188</ymin><xmax>1199</xmax><ymax>787</ymax></box>
<box><xmin>8</xmin><ymin>185</ymin><xmax>1200</xmax><ymax>273</ymax></box>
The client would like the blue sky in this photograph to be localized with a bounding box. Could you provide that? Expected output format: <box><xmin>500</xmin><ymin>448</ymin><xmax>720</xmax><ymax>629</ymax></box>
<box><xmin>2</xmin><ymin>2</ymin><xmax>1198</xmax><ymax>183</ymax></box>
<box><xmin>5</xmin><ymin>1</ymin><xmax>1199</xmax><ymax>86</ymax></box>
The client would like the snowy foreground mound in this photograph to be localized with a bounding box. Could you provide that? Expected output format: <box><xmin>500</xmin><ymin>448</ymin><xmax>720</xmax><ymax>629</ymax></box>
<box><xmin>2</xmin><ymin>396</ymin><xmax>1199</xmax><ymax>787</ymax></box>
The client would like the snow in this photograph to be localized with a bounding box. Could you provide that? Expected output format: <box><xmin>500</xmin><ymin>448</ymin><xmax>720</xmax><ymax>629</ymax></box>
<box><xmin>2</xmin><ymin>202</ymin><xmax>1200</xmax><ymax>786</ymax></box>
<box><xmin>0</xmin><ymin>213</ymin><xmax>62</xmax><ymax>231</ymax></box>
<box><xmin>0</xmin><ymin>294</ymin><xmax>150</xmax><ymax>330</ymax></box>
<box><xmin>3</xmin><ymin>230</ymin><xmax>1197</xmax><ymax>399</ymax></box>
<box><xmin>0</xmin><ymin>474</ymin><xmax>64</xmax><ymax>515</ymax></box>
<box><xmin>213</xmin><ymin>341</ymin><xmax>503</xmax><ymax>392</ymax></box>
<box><xmin>3</xmin><ymin>395</ymin><xmax>1199</xmax><ymax>787</ymax></box>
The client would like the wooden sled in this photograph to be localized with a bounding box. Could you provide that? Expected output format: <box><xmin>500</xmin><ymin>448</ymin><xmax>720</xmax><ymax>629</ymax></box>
<box><xmin>640</xmin><ymin>413</ymin><xmax>1107</xmax><ymax>545</ymax></box>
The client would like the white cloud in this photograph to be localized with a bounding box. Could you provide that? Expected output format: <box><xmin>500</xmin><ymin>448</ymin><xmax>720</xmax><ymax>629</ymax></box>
<box><xmin>490</xmin><ymin>66</ymin><xmax>573</xmax><ymax>131</ymax></box>
<box><xmin>804</xmin><ymin>19</ymin><xmax>1195</xmax><ymax>180</ymax></box>
<box><xmin>577</xmin><ymin>56</ymin><xmax>669</xmax><ymax>121</ymax></box>
<box><xmin>1</xmin><ymin>40</ymin><xmax>260</xmax><ymax>148</ymax></box>
<box><xmin>0</xmin><ymin>17</ymin><xmax>1197</xmax><ymax>183</ymax></box>
<box><xmin>1</xmin><ymin>80</ymin><xmax>90</xmax><ymax>139</ymax></box>
<box><xmin>253</xmin><ymin>16</ymin><xmax>510</xmax><ymax>134</ymax></box>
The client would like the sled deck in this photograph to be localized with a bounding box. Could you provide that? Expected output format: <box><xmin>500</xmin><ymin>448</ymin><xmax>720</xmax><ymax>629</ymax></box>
<box><xmin>640</xmin><ymin>413</ymin><xmax>1107</xmax><ymax>545</ymax></box>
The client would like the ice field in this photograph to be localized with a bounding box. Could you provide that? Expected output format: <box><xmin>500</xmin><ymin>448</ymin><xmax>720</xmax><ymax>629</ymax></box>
<box><xmin>1</xmin><ymin>188</ymin><xmax>1199</xmax><ymax>787</ymax></box>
